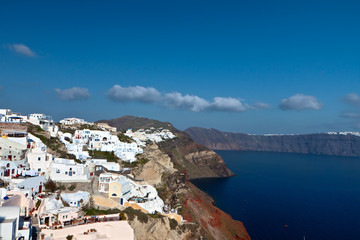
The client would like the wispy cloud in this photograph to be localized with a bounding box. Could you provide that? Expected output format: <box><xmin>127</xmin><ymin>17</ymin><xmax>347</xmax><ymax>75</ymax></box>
<box><xmin>342</xmin><ymin>93</ymin><xmax>360</xmax><ymax>106</ymax></box>
<box><xmin>107</xmin><ymin>85</ymin><xmax>161</xmax><ymax>103</ymax></box>
<box><xmin>7</xmin><ymin>44</ymin><xmax>37</xmax><ymax>57</ymax></box>
<box><xmin>107</xmin><ymin>84</ymin><xmax>265</xmax><ymax>113</ymax></box>
<box><xmin>340</xmin><ymin>112</ymin><xmax>360</xmax><ymax>119</ymax></box>
<box><xmin>279</xmin><ymin>94</ymin><xmax>323</xmax><ymax>111</ymax></box>
<box><xmin>253</xmin><ymin>102</ymin><xmax>272</xmax><ymax>110</ymax></box>
<box><xmin>55</xmin><ymin>87</ymin><xmax>90</xmax><ymax>101</ymax></box>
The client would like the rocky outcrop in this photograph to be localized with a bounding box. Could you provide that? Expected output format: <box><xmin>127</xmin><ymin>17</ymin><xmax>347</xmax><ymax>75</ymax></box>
<box><xmin>186</xmin><ymin>127</ymin><xmax>360</xmax><ymax>157</ymax></box>
<box><xmin>133</xmin><ymin>143</ymin><xmax>176</xmax><ymax>186</ymax></box>
<box><xmin>157</xmin><ymin>131</ymin><xmax>234</xmax><ymax>179</ymax></box>
<box><xmin>128</xmin><ymin>214</ymin><xmax>198</xmax><ymax>240</ymax></box>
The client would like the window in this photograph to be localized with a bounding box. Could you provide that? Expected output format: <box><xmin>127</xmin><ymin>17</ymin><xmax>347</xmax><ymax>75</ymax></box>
<box><xmin>65</xmin><ymin>171</ymin><xmax>68</xmax><ymax>175</ymax></box>
<box><xmin>38</xmin><ymin>157</ymin><xmax>41</xmax><ymax>161</ymax></box>
<box><xmin>38</xmin><ymin>168</ymin><xmax>41</xmax><ymax>172</ymax></box>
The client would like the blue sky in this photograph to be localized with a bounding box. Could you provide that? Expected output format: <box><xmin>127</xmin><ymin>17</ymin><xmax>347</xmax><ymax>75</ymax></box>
<box><xmin>0</xmin><ymin>0</ymin><xmax>359</xmax><ymax>134</ymax></box>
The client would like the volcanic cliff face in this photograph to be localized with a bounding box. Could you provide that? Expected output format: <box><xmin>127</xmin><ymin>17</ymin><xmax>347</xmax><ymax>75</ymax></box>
<box><xmin>186</xmin><ymin>127</ymin><xmax>360</xmax><ymax>157</ymax></box>
<box><xmin>97</xmin><ymin>116</ymin><xmax>250</xmax><ymax>240</ymax></box>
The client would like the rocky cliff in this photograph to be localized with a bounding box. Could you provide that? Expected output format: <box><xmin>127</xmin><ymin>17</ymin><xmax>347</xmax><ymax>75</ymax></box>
<box><xmin>98</xmin><ymin>116</ymin><xmax>250</xmax><ymax>240</ymax></box>
<box><xmin>186</xmin><ymin>127</ymin><xmax>360</xmax><ymax>157</ymax></box>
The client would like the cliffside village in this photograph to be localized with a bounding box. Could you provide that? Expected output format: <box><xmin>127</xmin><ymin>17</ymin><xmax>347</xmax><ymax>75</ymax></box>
<box><xmin>0</xmin><ymin>108</ymin><xmax>180</xmax><ymax>240</ymax></box>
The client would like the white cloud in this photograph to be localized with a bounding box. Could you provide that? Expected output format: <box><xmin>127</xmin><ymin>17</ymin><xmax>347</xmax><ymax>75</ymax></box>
<box><xmin>107</xmin><ymin>85</ymin><xmax>161</xmax><ymax>103</ymax></box>
<box><xmin>55</xmin><ymin>87</ymin><xmax>90</xmax><ymax>101</ymax></box>
<box><xmin>343</xmin><ymin>93</ymin><xmax>360</xmax><ymax>106</ymax></box>
<box><xmin>279</xmin><ymin>94</ymin><xmax>323</xmax><ymax>111</ymax></box>
<box><xmin>164</xmin><ymin>92</ymin><xmax>211</xmax><ymax>112</ymax></box>
<box><xmin>106</xmin><ymin>84</ymin><xmax>270</xmax><ymax>113</ymax></box>
<box><xmin>8</xmin><ymin>44</ymin><xmax>37</xmax><ymax>57</ymax></box>
<box><xmin>211</xmin><ymin>97</ymin><xmax>249</xmax><ymax>112</ymax></box>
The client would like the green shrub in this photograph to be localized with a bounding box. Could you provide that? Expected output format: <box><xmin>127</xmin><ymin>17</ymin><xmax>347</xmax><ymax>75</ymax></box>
<box><xmin>68</xmin><ymin>184</ymin><xmax>76</xmax><ymax>191</ymax></box>
<box><xmin>120</xmin><ymin>212</ymin><xmax>126</xmax><ymax>220</ymax></box>
<box><xmin>35</xmin><ymin>200</ymin><xmax>41</xmax><ymax>210</ymax></box>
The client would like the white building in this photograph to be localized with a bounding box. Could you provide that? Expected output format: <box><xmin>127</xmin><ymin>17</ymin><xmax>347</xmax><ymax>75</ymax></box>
<box><xmin>0</xmin><ymin>160</ymin><xmax>27</xmax><ymax>179</ymax></box>
<box><xmin>49</xmin><ymin>158</ymin><xmax>90</xmax><ymax>183</ymax></box>
<box><xmin>98</xmin><ymin>173</ymin><xmax>164</xmax><ymax>213</ymax></box>
<box><xmin>27</xmin><ymin>113</ymin><xmax>59</xmax><ymax>138</ymax></box>
<box><xmin>39</xmin><ymin>195</ymin><xmax>80</xmax><ymax>228</ymax></box>
<box><xmin>60</xmin><ymin>117</ymin><xmax>86</xmax><ymax>125</ymax></box>
<box><xmin>0</xmin><ymin>189</ymin><xmax>35</xmax><ymax>217</ymax></box>
<box><xmin>16</xmin><ymin>176</ymin><xmax>46</xmax><ymax>197</ymax></box>
<box><xmin>89</xmin><ymin>159</ymin><xmax>121</xmax><ymax>172</ymax></box>
<box><xmin>60</xmin><ymin>191</ymin><xmax>90</xmax><ymax>207</ymax></box>
<box><xmin>0</xmin><ymin>137</ymin><xmax>27</xmax><ymax>161</ymax></box>
<box><xmin>0</xmin><ymin>206</ymin><xmax>32</xmax><ymax>240</ymax></box>
<box><xmin>0</xmin><ymin>109</ymin><xmax>27</xmax><ymax>124</ymax></box>
<box><xmin>27</xmin><ymin>133</ymin><xmax>54</xmax><ymax>175</ymax></box>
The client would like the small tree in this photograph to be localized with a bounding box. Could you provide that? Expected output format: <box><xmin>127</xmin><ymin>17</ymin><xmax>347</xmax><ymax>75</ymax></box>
<box><xmin>66</xmin><ymin>235</ymin><xmax>73</xmax><ymax>240</ymax></box>
<box><xmin>44</xmin><ymin>179</ymin><xmax>57</xmax><ymax>192</ymax></box>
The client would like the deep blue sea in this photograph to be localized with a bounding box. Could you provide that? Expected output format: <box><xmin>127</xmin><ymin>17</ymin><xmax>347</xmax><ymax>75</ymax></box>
<box><xmin>191</xmin><ymin>151</ymin><xmax>360</xmax><ymax>240</ymax></box>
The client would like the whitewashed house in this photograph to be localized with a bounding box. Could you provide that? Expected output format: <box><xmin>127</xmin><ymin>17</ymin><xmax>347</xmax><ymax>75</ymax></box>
<box><xmin>0</xmin><ymin>206</ymin><xmax>32</xmax><ymax>240</ymax></box>
<box><xmin>50</xmin><ymin>158</ymin><xmax>90</xmax><ymax>182</ymax></box>
<box><xmin>27</xmin><ymin>113</ymin><xmax>59</xmax><ymax>137</ymax></box>
<box><xmin>98</xmin><ymin>173</ymin><xmax>165</xmax><ymax>213</ymax></box>
<box><xmin>27</xmin><ymin>134</ymin><xmax>54</xmax><ymax>175</ymax></box>
<box><xmin>88</xmin><ymin>159</ymin><xmax>120</xmax><ymax>172</ymax></box>
<box><xmin>0</xmin><ymin>161</ymin><xmax>26</xmax><ymax>178</ymax></box>
<box><xmin>39</xmin><ymin>196</ymin><xmax>80</xmax><ymax>228</ymax></box>
<box><xmin>60</xmin><ymin>117</ymin><xmax>86</xmax><ymax>125</ymax></box>
<box><xmin>98</xmin><ymin>173</ymin><xmax>132</xmax><ymax>205</ymax></box>
<box><xmin>0</xmin><ymin>137</ymin><xmax>27</xmax><ymax>161</ymax></box>
<box><xmin>0</xmin><ymin>190</ymin><xmax>35</xmax><ymax>217</ymax></box>
<box><xmin>16</xmin><ymin>176</ymin><xmax>46</xmax><ymax>196</ymax></box>
<box><xmin>60</xmin><ymin>191</ymin><xmax>90</xmax><ymax>207</ymax></box>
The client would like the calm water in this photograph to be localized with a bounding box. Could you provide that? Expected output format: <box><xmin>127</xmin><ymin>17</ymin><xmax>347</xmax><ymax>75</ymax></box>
<box><xmin>192</xmin><ymin>151</ymin><xmax>360</xmax><ymax>240</ymax></box>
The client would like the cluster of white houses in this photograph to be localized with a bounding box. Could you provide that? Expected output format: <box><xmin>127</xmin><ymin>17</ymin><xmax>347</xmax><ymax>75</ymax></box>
<box><xmin>59</xmin><ymin>128</ymin><xmax>143</xmax><ymax>162</ymax></box>
<box><xmin>0</xmin><ymin>108</ymin><xmax>180</xmax><ymax>239</ymax></box>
